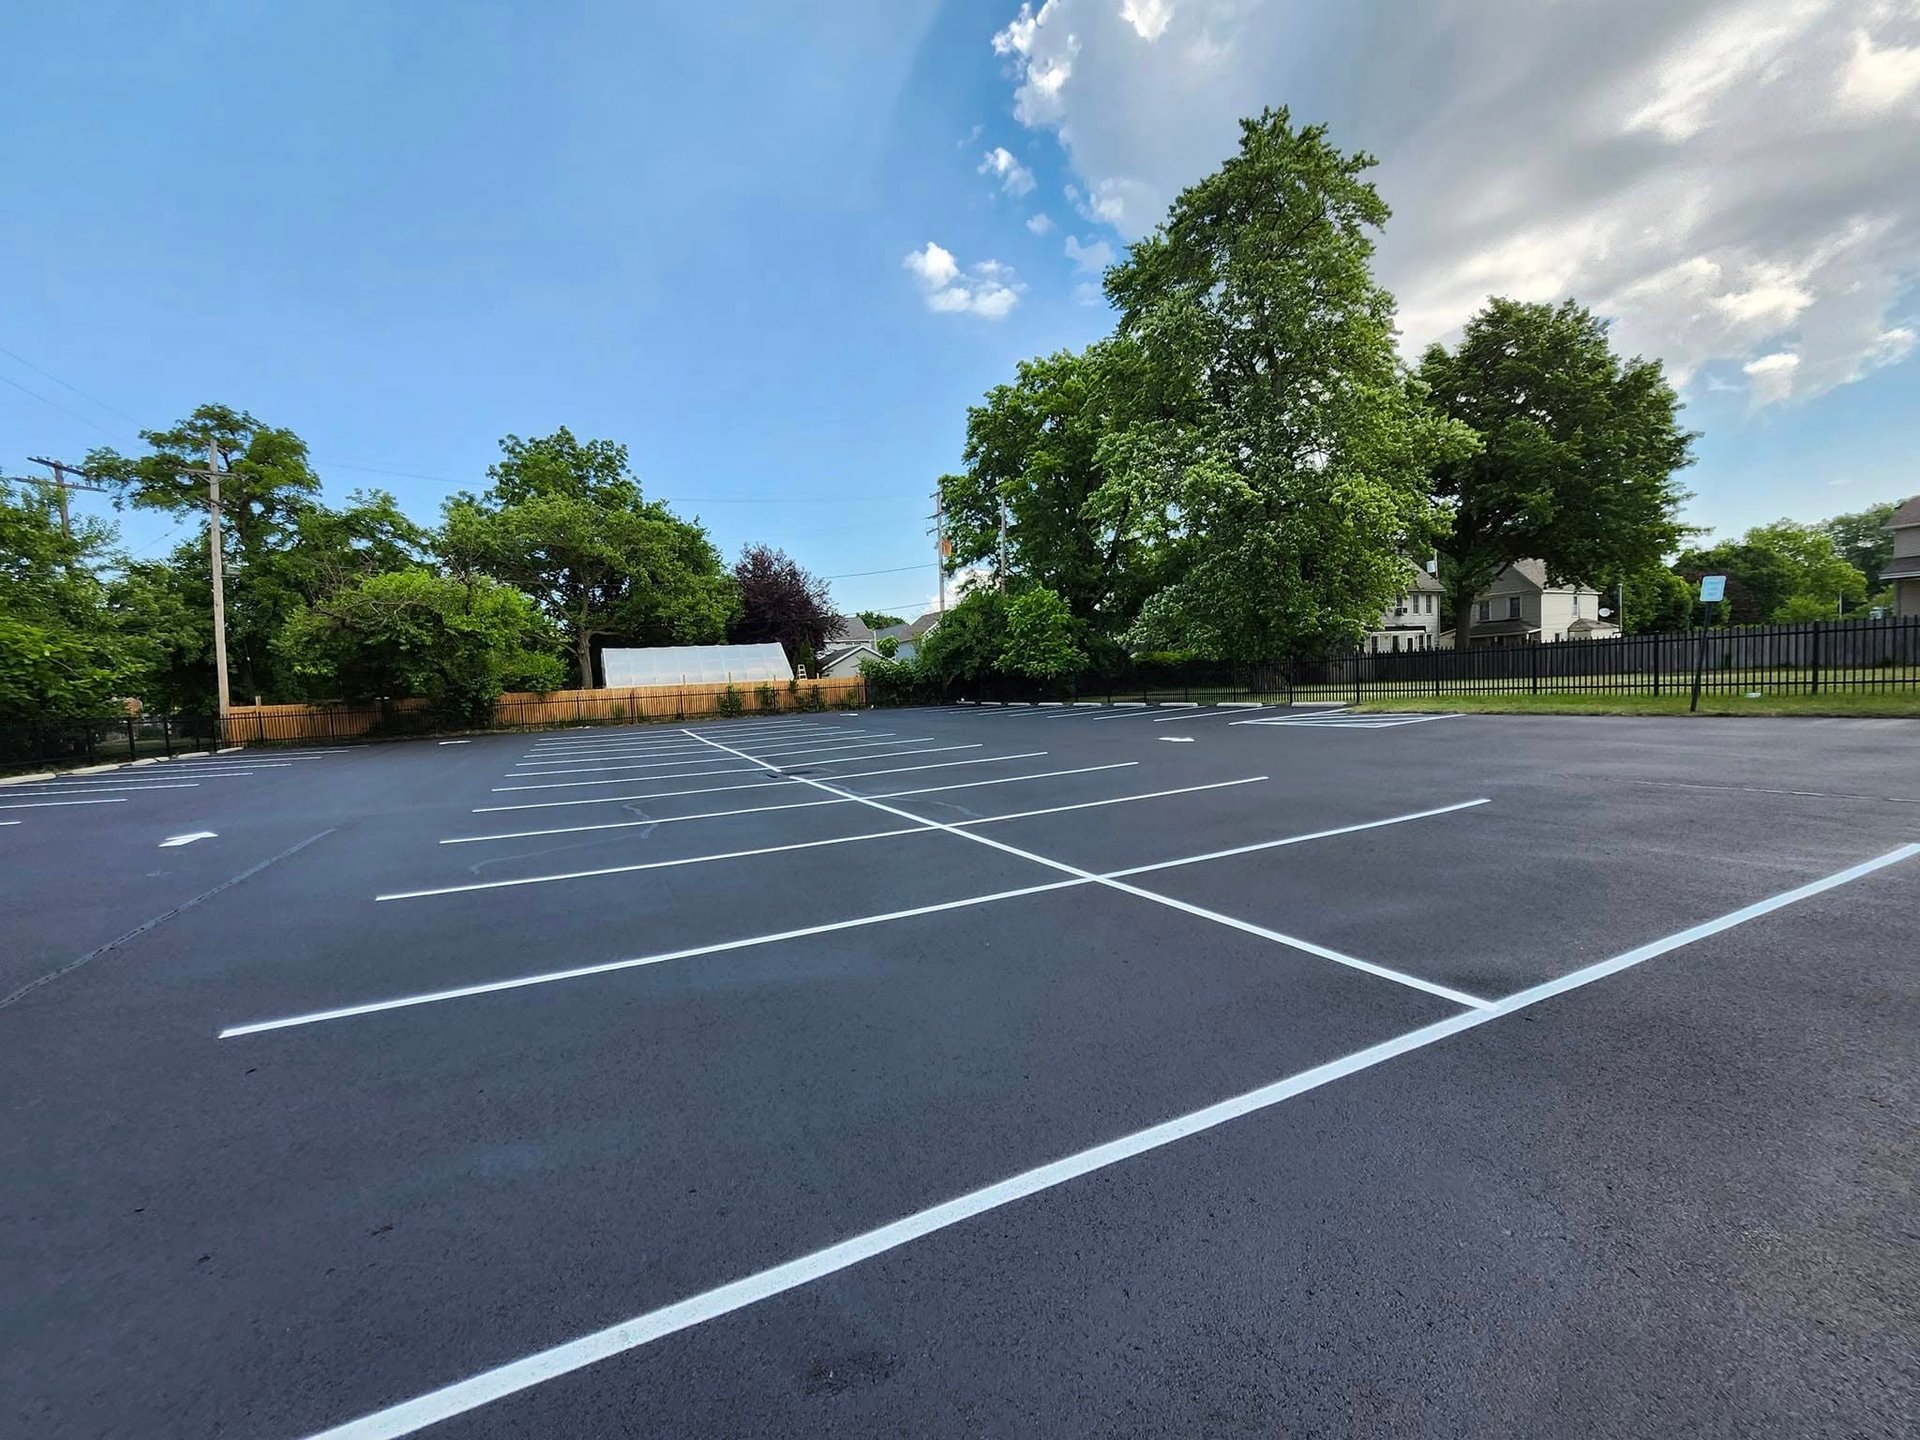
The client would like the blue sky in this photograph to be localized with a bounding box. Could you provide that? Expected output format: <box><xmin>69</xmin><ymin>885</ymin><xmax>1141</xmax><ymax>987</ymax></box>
<box><xmin>4</xmin><ymin>1</ymin><xmax>1915</xmax><ymax>618</ymax></box>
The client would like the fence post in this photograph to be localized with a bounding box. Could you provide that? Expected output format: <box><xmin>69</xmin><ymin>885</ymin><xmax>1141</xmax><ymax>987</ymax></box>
<box><xmin>1809</xmin><ymin>620</ymin><xmax>1822</xmax><ymax>696</ymax></box>
<box><xmin>1353</xmin><ymin>651</ymin><xmax>1362</xmax><ymax>706</ymax></box>
<box><xmin>1529</xmin><ymin>641</ymin><xmax>1539</xmax><ymax>695</ymax></box>
<box><xmin>161</xmin><ymin>712</ymin><xmax>173</xmax><ymax>758</ymax></box>
<box><xmin>125</xmin><ymin>715</ymin><xmax>137</xmax><ymax>762</ymax></box>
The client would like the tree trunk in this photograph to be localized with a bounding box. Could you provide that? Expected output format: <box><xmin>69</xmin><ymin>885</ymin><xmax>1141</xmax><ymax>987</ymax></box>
<box><xmin>1453</xmin><ymin>594</ymin><xmax>1474</xmax><ymax>651</ymax></box>
<box><xmin>575</xmin><ymin>629</ymin><xmax>595</xmax><ymax>689</ymax></box>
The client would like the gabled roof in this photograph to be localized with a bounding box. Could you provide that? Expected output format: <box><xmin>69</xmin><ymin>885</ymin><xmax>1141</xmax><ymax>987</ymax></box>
<box><xmin>823</xmin><ymin>615</ymin><xmax>878</xmax><ymax>645</ymax></box>
<box><xmin>1891</xmin><ymin>496</ymin><xmax>1920</xmax><ymax>529</ymax></box>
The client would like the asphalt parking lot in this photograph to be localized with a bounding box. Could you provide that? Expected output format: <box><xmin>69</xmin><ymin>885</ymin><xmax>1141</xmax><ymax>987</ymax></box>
<box><xmin>3</xmin><ymin>703</ymin><xmax>1916</xmax><ymax>1439</ymax></box>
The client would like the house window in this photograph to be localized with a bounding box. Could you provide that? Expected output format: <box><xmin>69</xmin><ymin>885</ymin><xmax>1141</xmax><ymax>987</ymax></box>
<box><xmin>1476</xmin><ymin>600</ymin><xmax>1491</xmax><ymax>623</ymax></box>
<box><xmin>1572</xmin><ymin>594</ymin><xmax>1581</xmax><ymax>617</ymax></box>
<box><xmin>1507</xmin><ymin>596</ymin><xmax>1522</xmax><ymax>620</ymax></box>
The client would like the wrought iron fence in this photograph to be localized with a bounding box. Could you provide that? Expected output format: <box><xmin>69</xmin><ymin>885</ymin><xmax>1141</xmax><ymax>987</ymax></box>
<box><xmin>0</xmin><ymin>712</ymin><xmax>222</xmax><ymax>774</ymax></box>
<box><xmin>904</xmin><ymin>615</ymin><xmax>1920</xmax><ymax>707</ymax></box>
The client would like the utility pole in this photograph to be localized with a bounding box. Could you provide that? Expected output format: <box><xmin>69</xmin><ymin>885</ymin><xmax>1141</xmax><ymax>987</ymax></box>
<box><xmin>24</xmin><ymin>456</ymin><xmax>110</xmax><ymax>540</ymax></box>
<box><xmin>205</xmin><ymin>439</ymin><xmax>231</xmax><ymax>722</ymax></box>
<box><xmin>997</xmin><ymin>495</ymin><xmax>1009</xmax><ymax>592</ymax></box>
<box><xmin>930</xmin><ymin>490</ymin><xmax>948</xmax><ymax>613</ymax></box>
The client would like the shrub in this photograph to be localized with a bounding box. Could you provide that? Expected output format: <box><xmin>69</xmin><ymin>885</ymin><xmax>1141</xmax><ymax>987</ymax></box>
<box><xmin>797</xmin><ymin>685</ymin><xmax>827</xmax><ymax>712</ymax></box>
<box><xmin>755</xmin><ymin>682</ymin><xmax>779</xmax><ymax>712</ymax></box>
<box><xmin>716</xmin><ymin>684</ymin><xmax>745</xmax><ymax>718</ymax></box>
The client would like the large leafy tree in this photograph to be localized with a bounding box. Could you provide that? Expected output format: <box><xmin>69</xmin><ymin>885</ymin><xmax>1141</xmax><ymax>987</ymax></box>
<box><xmin>939</xmin><ymin>339</ymin><xmax>1158</xmax><ymax>632</ymax></box>
<box><xmin>1823</xmin><ymin>502</ymin><xmax>1898</xmax><ymax>596</ymax></box>
<box><xmin>1677</xmin><ymin>520</ymin><xmax>1866</xmax><ymax>623</ymax></box>
<box><xmin>441</xmin><ymin>429</ymin><xmax>736</xmax><ymax>686</ymax></box>
<box><xmin>1092</xmin><ymin>109</ymin><xmax>1467</xmax><ymax>660</ymax></box>
<box><xmin>275</xmin><ymin>568</ymin><xmax>564</xmax><ymax>725</ymax></box>
<box><xmin>0</xmin><ymin>479</ymin><xmax>147</xmax><ymax>719</ymax></box>
<box><xmin>729</xmin><ymin>545</ymin><xmax>832</xmax><ymax>668</ymax></box>
<box><xmin>1419</xmin><ymin>298</ymin><xmax>1694</xmax><ymax>646</ymax></box>
<box><xmin>84</xmin><ymin>406</ymin><xmax>425</xmax><ymax>701</ymax></box>
<box><xmin>998</xmin><ymin>586</ymin><xmax>1085</xmax><ymax>679</ymax></box>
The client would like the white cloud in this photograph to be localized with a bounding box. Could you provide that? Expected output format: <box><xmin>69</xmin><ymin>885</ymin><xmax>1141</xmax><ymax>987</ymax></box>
<box><xmin>979</xmin><ymin>145</ymin><xmax>1037</xmax><ymax>197</ymax></box>
<box><xmin>1027</xmin><ymin>212</ymin><xmax>1056</xmax><ymax>234</ymax></box>
<box><xmin>1743</xmin><ymin>349</ymin><xmax>1802</xmax><ymax>404</ymax></box>
<box><xmin>1065</xmin><ymin>233</ymin><xmax>1116</xmax><ymax>271</ymax></box>
<box><xmin>1121</xmin><ymin>0</ymin><xmax>1176</xmax><ymax>41</ymax></box>
<box><xmin>903</xmin><ymin>242</ymin><xmax>1024</xmax><ymax>319</ymax></box>
<box><xmin>985</xmin><ymin>0</ymin><xmax>1920</xmax><ymax>408</ymax></box>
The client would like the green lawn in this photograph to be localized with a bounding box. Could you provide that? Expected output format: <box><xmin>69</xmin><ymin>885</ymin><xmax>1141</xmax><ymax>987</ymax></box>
<box><xmin>1349</xmin><ymin>692</ymin><xmax>1920</xmax><ymax>718</ymax></box>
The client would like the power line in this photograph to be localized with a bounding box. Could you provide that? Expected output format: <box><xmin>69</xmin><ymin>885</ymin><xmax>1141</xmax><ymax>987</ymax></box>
<box><xmin>0</xmin><ymin>344</ymin><xmax>143</xmax><ymax>428</ymax></box>
<box><xmin>0</xmin><ymin>370</ymin><xmax>123</xmax><ymax>438</ymax></box>
<box><xmin>820</xmin><ymin>562</ymin><xmax>935</xmax><ymax>580</ymax></box>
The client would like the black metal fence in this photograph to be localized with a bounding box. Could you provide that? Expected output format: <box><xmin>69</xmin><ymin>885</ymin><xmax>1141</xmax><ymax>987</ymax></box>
<box><xmin>0</xmin><ymin>712</ymin><xmax>222</xmax><ymax>774</ymax></box>
<box><xmin>919</xmin><ymin>615</ymin><xmax>1920</xmax><ymax>707</ymax></box>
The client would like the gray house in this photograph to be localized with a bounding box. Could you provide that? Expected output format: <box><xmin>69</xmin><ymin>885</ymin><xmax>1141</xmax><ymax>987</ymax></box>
<box><xmin>1441</xmin><ymin>561</ymin><xmax>1619</xmax><ymax>648</ymax></box>
<box><xmin>1887</xmin><ymin>497</ymin><xmax>1920</xmax><ymax>617</ymax></box>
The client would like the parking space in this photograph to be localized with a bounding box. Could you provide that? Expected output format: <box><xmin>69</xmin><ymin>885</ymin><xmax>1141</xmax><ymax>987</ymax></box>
<box><xmin>3</xmin><ymin>705</ymin><xmax>1916</xmax><ymax>1438</ymax></box>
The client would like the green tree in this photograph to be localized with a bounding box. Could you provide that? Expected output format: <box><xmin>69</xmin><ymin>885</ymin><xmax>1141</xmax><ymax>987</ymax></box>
<box><xmin>913</xmin><ymin>590</ymin><xmax>1010</xmax><ymax>687</ymax></box>
<box><xmin>940</xmin><ymin>340</ymin><xmax>1158</xmax><ymax>631</ymax></box>
<box><xmin>1822</xmin><ymin>502</ymin><xmax>1898</xmax><ymax>594</ymax></box>
<box><xmin>441</xmin><ymin>428</ymin><xmax>735</xmax><ymax>686</ymax></box>
<box><xmin>999</xmin><ymin>586</ymin><xmax>1085</xmax><ymax>679</ymax></box>
<box><xmin>1678</xmin><ymin>519</ymin><xmax>1865</xmax><ymax>622</ymax></box>
<box><xmin>856</xmin><ymin>610</ymin><xmax>906</xmax><ymax>630</ymax></box>
<box><xmin>275</xmin><ymin>568</ymin><xmax>564</xmax><ymax>726</ymax></box>
<box><xmin>1613</xmin><ymin>565</ymin><xmax>1695</xmax><ymax>634</ymax></box>
<box><xmin>1094</xmin><ymin>109</ymin><xmax>1468</xmax><ymax>659</ymax></box>
<box><xmin>0</xmin><ymin>479</ymin><xmax>146</xmax><ymax>719</ymax></box>
<box><xmin>1419</xmin><ymin>298</ymin><xmax>1694</xmax><ymax>647</ymax></box>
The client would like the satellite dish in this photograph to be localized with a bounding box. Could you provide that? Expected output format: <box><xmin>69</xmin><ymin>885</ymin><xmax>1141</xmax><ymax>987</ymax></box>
<box><xmin>1598</xmin><ymin>607</ymin><xmax>1613</xmax><ymax>618</ymax></box>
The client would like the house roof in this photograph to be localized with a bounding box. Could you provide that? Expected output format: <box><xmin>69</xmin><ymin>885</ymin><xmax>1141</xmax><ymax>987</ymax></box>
<box><xmin>819</xmin><ymin>642</ymin><xmax>880</xmax><ymax>668</ymax></box>
<box><xmin>823</xmin><ymin>615</ymin><xmax>878</xmax><ymax>645</ymax></box>
<box><xmin>1458</xmin><ymin>617</ymin><xmax>1539</xmax><ymax>637</ymax></box>
<box><xmin>1891</xmin><ymin>495</ymin><xmax>1920</xmax><ymax>529</ymax></box>
<box><xmin>1405</xmin><ymin>564</ymin><xmax>1444</xmax><ymax>593</ymax></box>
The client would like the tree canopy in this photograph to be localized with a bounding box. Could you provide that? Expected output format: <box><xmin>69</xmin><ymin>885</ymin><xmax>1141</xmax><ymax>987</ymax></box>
<box><xmin>1677</xmin><ymin>519</ymin><xmax>1867</xmax><ymax>623</ymax></box>
<box><xmin>442</xmin><ymin>428</ymin><xmax>735</xmax><ymax>686</ymax></box>
<box><xmin>730</xmin><ymin>545</ymin><xmax>833</xmax><ymax>666</ymax></box>
<box><xmin>1418</xmin><ymin>298</ymin><xmax>1694</xmax><ymax>645</ymax></box>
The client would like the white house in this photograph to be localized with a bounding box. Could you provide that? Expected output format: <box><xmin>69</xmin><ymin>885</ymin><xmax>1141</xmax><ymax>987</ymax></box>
<box><xmin>1365</xmin><ymin>564</ymin><xmax>1445</xmax><ymax>653</ymax></box>
<box><xmin>1886</xmin><ymin>496</ymin><xmax>1920</xmax><ymax>617</ymax></box>
<box><xmin>1439</xmin><ymin>561</ymin><xmax>1620</xmax><ymax>648</ymax></box>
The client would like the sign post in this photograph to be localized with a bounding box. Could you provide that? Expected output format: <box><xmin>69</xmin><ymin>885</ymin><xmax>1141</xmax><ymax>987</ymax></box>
<box><xmin>1690</xmin><ymin>575</ymin><xmax>1726</xmax><ymax>713</ymax></box>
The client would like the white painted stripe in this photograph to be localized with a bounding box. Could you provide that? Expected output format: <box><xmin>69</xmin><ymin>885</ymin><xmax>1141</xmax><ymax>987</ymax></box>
<box><xmin>159</xmin><ymin>831</ymin><xmax>218</xmax><ymax>847</ymax></box>
<box><xmin>380</xmin><ymin>826</ymin><xmax>939</xmax><ymax>901</ymax></box>
<box><xmin>227</xmin><ymin>797</ymin><xmax>1473</xmax><ymax>1035</ymax></box>
<box><xmin>524</xmin><ymin>726</ymin><xmax>859</xmax><ymax>755</ymax></box>
<box><xmin>410</xmin><ymin>775</ymin><xmax>1238</xmax><ymax>895</ymax></box>
<box><xmin>526</xmin><ymin>722</ymin><xmax>829</xmax><ymax>748</ymax></box>
<box><xmin>223</xmin><ymin>878</ymin><xmax>1091</xmax><ymax>1038</ymax></box>
<box><xmin>688</xmin><ymin>734</ymin><xmax>1473</xmax><ymax>1006</ymax></box>
<box><xmin>791</xmin><ymin>743</ymin><xmax>982</xmax><ymax>766</ymax></box>
<box><xmin>471</xmin><ymin>752</ymin><xmax>1053</xmax><ymax>813</ymax></box>
<box><xmin>476</xmin><ymin>776</ymin><xmax>802</xmax><ymax>813</ymax></box>
<box><xmin>505</xmin><ymin>755</ymin><xmax>737</xmax><ymax>777</ymax></box>
<box><xmin>438</xmin><ymin>740</ymin><xmax>472</xmax><ymax>746</ymax></box>
<box><xmin>732</xmin><ymin>736</ymin><xmax>933</xmax><ymax>759</ymax></box>
<box><xmin>0</xmin><ymin>797</ymin><xmax>129</xmax><ymax>810</ymax></box>
<box><xmin>1216</xmin><ymin>701</ymin><xmax>1264</xmax><ymax>707</ymax></box>
<box><xmin>0</xmin><ymin>781</ymin><xmax>202</xmax><ymax>794</ymax></box>
<box><xmin>1152</xmin><ymin>706</ymin><xmax>1246</xmax><ymax>721</ymax></box>
<box><xmin>281</xmin><ymin>843</ymin><xmax>1920</xmax><ymax>1440</ymax></box>
<box><xmin>1108</xmin><ymin>799</ymin><xmax>1491</xmax><ymax>878</ymax></box>
<box><xmin>0</xmin><ymin>820</ymin><xmax>21</xmax><ymax>826</ymax></box>
<box><xmin>492</xmin><ymin>765</ymin><xmax>758</xmax><ymax>793</ymax></box>
<box><xmin>444</xmin><ymin>764</ymin><xmax>1142</xmax><ymax>844</ymax></box>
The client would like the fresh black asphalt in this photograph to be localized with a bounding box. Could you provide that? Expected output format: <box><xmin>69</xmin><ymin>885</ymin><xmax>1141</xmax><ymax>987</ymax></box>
<box><xmin>2</xmin><ymin>706</ymin><xmax>1915</xmax><ymax>1438</ymax></box>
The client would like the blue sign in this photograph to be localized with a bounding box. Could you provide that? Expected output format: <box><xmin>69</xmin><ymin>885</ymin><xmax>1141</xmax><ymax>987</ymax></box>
<box><xmin>1699</xmin><ymin>574</ymin><xmax>1727</xmax><ymax>603</ymax></box>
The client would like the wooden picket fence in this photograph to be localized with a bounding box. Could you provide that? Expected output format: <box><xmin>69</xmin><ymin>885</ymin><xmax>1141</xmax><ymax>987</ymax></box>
<box><xmin>221</xmin><ymin>676</ymin><xmax>867</xmax><ymax>744</ymax></box>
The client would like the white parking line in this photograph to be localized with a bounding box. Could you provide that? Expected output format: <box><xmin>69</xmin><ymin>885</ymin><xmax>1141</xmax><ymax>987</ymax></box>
<box><xmin>1152</xmin><ymin>706</ymin><xmax>1261</xmax><ymax>722</ymax></box>
<box><xmin>690</xmin><ymin>733</ymin><xmax>1476</xmax><ymax>1008</ymax></box>
<box><xmin>472</xmin><ymin>752</ymin><xmax>1052</xmax><ymax>813</ymax></box>
<box><xmin>278</xmin><ymin>844</ymin><xmax>1919</xmax><ymax>1440</ymax></box>
<box><xmin>443</xmin><ymin>764</ymin><xmax>1144</xmax><ymax>844</ymax></box>
<box><xmin>789</xmin><ymin>744</ymin><xmax>982</xmax><ymax>767</ymax></box>
<box><xmin>0</xmin><ymin>781</ymin><xmax>202</xmax><ymax>794</ymax></box>
<box><xmin>734</xmin><ymin>736</ymin><xmax>934</xmax><ymax>760</ymax></box>
<box><xmin>398</xmin><ymin>776</ymin><xmax>1256</xmax><ymax>898</ymax></box>
<box><xmin>0</xmin><ymin>797</ymin><xmax>129</xmax><ymax>810</ymax></box>
<box><xmin>221</xmin><ymin>796</ymin><xmax>1491</xmax><ymax>1037</ymax></box>
<box><xmin>492</xmin><ymin>764</ymin><xmax>758</xmax><ymax>793</ymax></box>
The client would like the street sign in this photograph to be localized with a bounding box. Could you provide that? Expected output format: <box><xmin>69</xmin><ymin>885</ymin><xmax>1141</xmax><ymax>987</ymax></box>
<box><xmin>1699</xmin><ymin>574</ymin><xmax>1726</xmax><ymax>603</ymax></box>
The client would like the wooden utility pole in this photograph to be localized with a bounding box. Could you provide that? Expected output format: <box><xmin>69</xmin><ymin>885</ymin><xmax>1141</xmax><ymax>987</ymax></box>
<box><xmin>206</xmin><ymin>438</ymin><xmax>231</xmax><ymax>721</ymax></box>
<box><xmin>998</xmin><ymin>495</ymin><xmax>1009</xmax><ymax>592</ymax></box>
<box><xmin>24</xmin><ymin>456</ymin><xmax>110</xmax><ymax>540</ymax></box>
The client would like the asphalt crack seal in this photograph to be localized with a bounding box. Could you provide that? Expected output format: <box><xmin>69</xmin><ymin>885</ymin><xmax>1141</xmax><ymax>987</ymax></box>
<box><xmin>0</xmin><ymin>828</ymin><xmax>336</xmax><ymax>1011</ymax></box>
